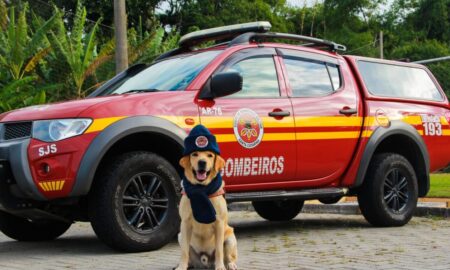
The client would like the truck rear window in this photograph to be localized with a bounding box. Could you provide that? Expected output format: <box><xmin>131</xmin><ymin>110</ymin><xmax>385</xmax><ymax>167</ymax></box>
<box><xmin>357</xmin><ymin>61</ymin><xmax>443</xmax><ymax>101</ymax></box>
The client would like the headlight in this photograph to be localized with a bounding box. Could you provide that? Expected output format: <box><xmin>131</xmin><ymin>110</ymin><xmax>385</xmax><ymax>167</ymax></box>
<box><xmin>32</xmin><ymin>119</ymin><xmax>92</xmax><ymax>142</ymax></box>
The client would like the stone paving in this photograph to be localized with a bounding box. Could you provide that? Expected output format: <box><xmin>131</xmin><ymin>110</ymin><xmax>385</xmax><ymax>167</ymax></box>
<box><xmin>0</xmin><ymin>211</ymin><xmax>449</xmax><ymax>270</ymax></box>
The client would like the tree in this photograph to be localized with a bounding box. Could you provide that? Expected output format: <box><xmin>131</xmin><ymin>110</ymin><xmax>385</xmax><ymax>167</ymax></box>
<box><xmin>47</xmin><ymin>1</ymin><xmax>106</xmax><ymax>98</ymax></box>
<box><xmin>162</xmin><ymin>0</ymin><xmax>292</xmax><ymax>35</ymax></box>
<box><xmin>413</xmin><ymin>0</ymin><xmax>449</xmax><ymax>42</ymax></box>
<box><xmin>0</xmin><ymin>1</ymin><xmax>58</xmax><ymax>111</ymax></box>
<box><xmin>0</xmin><ymin>2</ymin><xmax>57</xmax><ymax>80</ymax></box>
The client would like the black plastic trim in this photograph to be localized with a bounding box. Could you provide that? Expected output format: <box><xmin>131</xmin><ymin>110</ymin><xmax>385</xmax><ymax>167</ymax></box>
<box><xmin>0</xmin><ymin>139</ymin><xmax>46</xmax><ymax>200</ymax></box>
<box><xmin>226</xmin><ymin>187</ymin><xmax>345</xmax><ymax>203</ymax></box>
<box><xmin>278</xmin><ymin>48</ymin><xmax>339</xmax><ymax>65</ymax></box>
<box><xmin>229</xmin><ymin>32</ymin><xmax>346</xmax><ymax>52</ymax></box>
<box><xmin>70</xmin><ymin>116</ymin><xmax>187</xmax><ymax>197</ymax></box>
<box><xmin>353</xmin><ymin>120</ymin><xmax>430</xmax><ymax>195</ymax></box>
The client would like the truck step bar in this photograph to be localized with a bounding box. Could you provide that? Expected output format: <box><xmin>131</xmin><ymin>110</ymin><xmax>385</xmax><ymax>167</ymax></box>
<box><xmin>226</xmin><ymin>187</ymin><xmax>348</xmax><ymax>203</ymax></box>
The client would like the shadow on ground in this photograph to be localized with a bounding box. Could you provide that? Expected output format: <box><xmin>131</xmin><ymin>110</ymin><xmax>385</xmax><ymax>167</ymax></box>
<box><xmin>232</xmin><ymin>214</ymin><xmax>371</xmax><ymax>236</ymax></box>
<box><xmin>0</xmin><ymin>214</ymin><xmax>371</xmax><ymax>257</ymax></box>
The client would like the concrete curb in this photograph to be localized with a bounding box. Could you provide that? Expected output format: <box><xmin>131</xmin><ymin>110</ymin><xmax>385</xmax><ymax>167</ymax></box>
<box><xmin>228</xmin><ymin>202</ymin><xmax>450</xmax><ymax>218</ymax></box>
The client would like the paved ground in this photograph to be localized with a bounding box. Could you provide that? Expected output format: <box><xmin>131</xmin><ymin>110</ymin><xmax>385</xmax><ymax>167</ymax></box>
<box><xmin>0</xmin><ymin>211</ymin><xmax>449</xmax><ymax>270</ymax></box>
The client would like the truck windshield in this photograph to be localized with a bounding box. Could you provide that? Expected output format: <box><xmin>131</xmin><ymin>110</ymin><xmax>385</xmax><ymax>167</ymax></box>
<box><xmin>106</xmin><ymin>50</ymin><xmax>221</xmax><ymax>95</ymax></box>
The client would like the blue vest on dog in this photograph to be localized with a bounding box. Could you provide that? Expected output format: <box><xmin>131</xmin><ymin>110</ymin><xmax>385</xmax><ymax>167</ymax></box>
<box><xmin>182</xmin><ymin>174</ymin><xmax>222</xmax><ymax>224</ymax></box>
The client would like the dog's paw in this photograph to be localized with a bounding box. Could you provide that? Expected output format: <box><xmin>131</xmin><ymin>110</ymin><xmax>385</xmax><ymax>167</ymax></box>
<box><xmin>215</xmin><ymin>264</ymin><xmax>227</xmax><ymax>270</ymax></box>
<box><xmin>227</xmin><ymin>262</ymin><xmax>238</xmax><ymax>270</ymax></box>
<box><xmin>173</xmin><ymin>265</ymin><xmax>187</xmax><ymax>270</ymax></box>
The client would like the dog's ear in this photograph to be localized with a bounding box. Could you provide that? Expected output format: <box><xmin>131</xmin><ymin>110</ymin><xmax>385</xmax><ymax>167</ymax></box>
<box><xmin>214</xmin><ymin>155</ymin><xmax>226</xmax><ymax>172</ymax></box>
<box><xmin>179</xmin><ymin>156</ymin><xmax>191</xmax><ymax>169</ymax></box>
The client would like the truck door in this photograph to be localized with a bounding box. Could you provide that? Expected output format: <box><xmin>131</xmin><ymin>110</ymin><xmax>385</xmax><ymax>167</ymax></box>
<box><xmin>198</xmin><ymin>48</ymin><xmax>297</xmax><ymax>189</ymax></box>
<box><xmin>278</xmin><ymin>48</ymin><xmax>363</xmax><ymax>183</ymax></box>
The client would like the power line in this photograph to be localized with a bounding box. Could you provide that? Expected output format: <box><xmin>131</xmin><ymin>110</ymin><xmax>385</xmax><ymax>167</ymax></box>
<box><xmin>29</xmin><ymin>0</ymin><xmax>114</xmax><ymax>30</ymax></box>
<box><xmin>346</xmin><ymin>38</ymin><xmax>379</xmax><ymax>54</ymax></box>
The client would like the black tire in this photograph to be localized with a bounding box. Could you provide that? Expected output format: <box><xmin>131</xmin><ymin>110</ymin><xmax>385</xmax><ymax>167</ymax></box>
<box><xmin>0</xmin><ymin>211</ymin><xmax>71</xmax><ymax>241</ymax></box>
<box><xmin>88</xmin><ymin>151</ymin><xmax>181</xmax><ymax>252</ymax></box>
<box><xmin>358</xmin><ymin>153</ymin><xmax>418</xmax><ymax>227</ymax></box>
<box><xmin>252</xmin><ymin>200</ymin><xmax>304</xmax><ymax>221</ymax></box>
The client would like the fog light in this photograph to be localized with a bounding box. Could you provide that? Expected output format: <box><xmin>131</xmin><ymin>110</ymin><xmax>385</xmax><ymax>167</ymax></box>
<box><xmin>40</xmin><ymin>163</ymin><xmax>51</xmax><ymax>175</ymax></box>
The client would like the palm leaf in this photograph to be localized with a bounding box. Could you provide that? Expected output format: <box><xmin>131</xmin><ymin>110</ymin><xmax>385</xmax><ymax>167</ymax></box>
<box><xmin>23</xmin><ymin>47</ymin><xmax>51</xmax><ymax>74</ymax></box>
<box><xmin>48</xmin><ymin>31</ymin><xmax>72</xmax><ymax>69</ymax></box>
<box><xmin>128</xmin><ymin>28</ymin><xmax>162</xmax><ymax>63</ymax></box>
<box><xmin>7</xmin><ymin>6</ymin><xmax>15</xmax><ymax>54</ymax></box>
<box><xmin>83</xmin><ymin>54</ymin><xmax>113</xmax><ymax>79</ymax></box>
<box><xmin>12</xmin><ymin>4</ymin><xmax>29</xmax><ymax>77</ymax></box>
<box><xmin>71</xmin><ymin>1</ymin><xmax>87</xmax><ymax>66</ymax></box>
<box><xmin>1</xmin><ymin>76</ymin><xmax>37</xmax><ymax>95</ymax></box>
<box><xmin>32</xmin><ymin>90</ymin><xmax>46</xmax><ymax>105</ymax></box>
<box><xmin>26</xmin><ymin>12</ymin><xmax>57</xmax><ymax>56</ymax></box>
<box><xmin>81</xmin><ymin>19</ymin><xmax>100</xmax><ymax>72</ymax></box>
<box><xmin>0</xmin><ymin>0</ymin><xmax>7</xmax><ymax>31</ymax></box>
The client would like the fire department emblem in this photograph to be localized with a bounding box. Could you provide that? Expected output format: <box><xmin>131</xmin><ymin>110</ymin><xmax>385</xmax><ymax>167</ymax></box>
<box><xmin>195</xmin><ymin>136</ymin><xmax>209</xmax><ymax>148</ymax></box>
<box><xmin>233</xmin><ymin>108</ymin><xmax>264</xmax><ymax>149</ymax></box>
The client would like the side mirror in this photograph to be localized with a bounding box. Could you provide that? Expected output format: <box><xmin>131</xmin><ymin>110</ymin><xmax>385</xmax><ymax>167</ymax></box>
<box><xmin>199</xmin><ymin>72</ymin><xmax>243</xmax><ymax>99</ymax></box>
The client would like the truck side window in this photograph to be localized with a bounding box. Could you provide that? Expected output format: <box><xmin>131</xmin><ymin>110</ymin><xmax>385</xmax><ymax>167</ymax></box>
<box><xmin>327</xmin><ymin>63</ymin><xmax>341</xmax><ymax>91</ymax></box>
<box><xmin>226</xmin><ymin>57</ymin><xmax>280</xmax><ymax>97</ymax></box>
<box><xmin>284</xmin><ymin>58</ymin><xmax>338</xmax><ymax>97</ymax></box>
<box><xmin>358</xmin><ymin>61</ymin><xmax>443</xmax><ymax>101</ymax></box>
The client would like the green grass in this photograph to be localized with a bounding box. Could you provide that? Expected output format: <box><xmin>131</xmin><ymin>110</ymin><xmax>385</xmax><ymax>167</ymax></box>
<box><xmin>428</xmin><ymin>174</ymin><xmax>450</xmax><ymax>198</ymax></box>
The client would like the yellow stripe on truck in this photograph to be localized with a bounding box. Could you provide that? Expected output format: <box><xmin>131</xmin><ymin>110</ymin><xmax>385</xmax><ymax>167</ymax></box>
<box><xmin>85</xmin><ymin>117</ymin><xmax>126</xmax><ymax>133</ymax></box>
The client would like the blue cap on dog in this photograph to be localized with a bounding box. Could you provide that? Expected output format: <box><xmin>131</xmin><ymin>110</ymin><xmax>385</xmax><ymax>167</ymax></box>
<box><xmin>183</xmin><ymin>124</ymin><xmax>220</xmax><ymax>156</ymax></box>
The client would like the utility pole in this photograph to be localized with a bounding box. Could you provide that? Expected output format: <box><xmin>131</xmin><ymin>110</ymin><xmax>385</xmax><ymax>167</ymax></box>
<box><xmin>114</xmin><ymin>0</ymin><xmax>128</xmax><ymax>74</ymax></box>
<box><xmin>379</xmin><ymin>31</ymin><xmax>384</xmax><ymax>59</ymax></box>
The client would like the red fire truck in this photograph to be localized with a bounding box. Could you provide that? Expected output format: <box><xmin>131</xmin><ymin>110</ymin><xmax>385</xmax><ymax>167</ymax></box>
<box><xmin>0</xmin><ymin>22</ymin><xmax>449</xmax><ymax>252</ymax></box>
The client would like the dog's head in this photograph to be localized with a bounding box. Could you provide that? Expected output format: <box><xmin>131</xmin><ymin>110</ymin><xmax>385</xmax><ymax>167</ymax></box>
<box><xmin>179</xmin><ymin>151</ymin><xmax>225</xmax><ymax>186</ymax></box>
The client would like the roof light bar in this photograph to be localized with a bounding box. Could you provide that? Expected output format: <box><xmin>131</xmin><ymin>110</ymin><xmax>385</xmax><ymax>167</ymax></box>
<box><xmin>179</xmin><ymin>21</ymin><xmax>272</xmax><ymax>48</ymax></box>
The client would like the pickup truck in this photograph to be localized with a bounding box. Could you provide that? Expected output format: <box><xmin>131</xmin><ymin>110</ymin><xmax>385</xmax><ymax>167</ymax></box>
<box><xmin>0</xmin><ymin>22</ymin><xmax>449</xmax><ymax>252</ymax></box>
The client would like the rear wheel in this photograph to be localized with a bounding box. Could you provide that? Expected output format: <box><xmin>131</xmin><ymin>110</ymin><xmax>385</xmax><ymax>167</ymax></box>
<box><xmin>89</xmin><ymin>151</ymin><xmax>180</xmax><ymax>252</ymax></box>
<box><xmin>0</xmin><ymin>211</ymin><xmax>71</xmax><ymax>241</ymax></box>
<box><xmin>358</xmin><ymin>153</ymin><xmax>418</xmax><ymax>227</ymax></box>
<box><xmin>252</xmin><ymin>200</ymin><xmax>304</xmax><ymax>221</ymax></box>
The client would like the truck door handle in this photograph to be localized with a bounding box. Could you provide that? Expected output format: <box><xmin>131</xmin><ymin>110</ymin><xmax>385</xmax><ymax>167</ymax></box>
<box><xmin>339</xmin><ymin>108</ymin><xmax>357</xmax><ymax>115</ymax></box>
<box><xmin>268</xmin><ymin>111</ymin><xmax>290</xmax><ymax>117</ymax></box>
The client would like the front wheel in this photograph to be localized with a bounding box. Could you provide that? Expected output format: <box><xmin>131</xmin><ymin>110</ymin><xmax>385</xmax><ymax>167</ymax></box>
<box><xmin>252</xmin><ymin>200</ymin><xmax>304</xmax><ymax>221</ymax></box>
<box><xmin>358</xmin><ymin>153</ymin><xmax>418</xmax><ymax>227</ymax></box>
<box><xmin>0</xmin><ymin>211</ymin><xmax>71</xmax><ymax>241</ymax></box>
<box><xmin>88</xmin><ymin>151</ymin><xmax>181</xmax><ymax>252</ymax></box>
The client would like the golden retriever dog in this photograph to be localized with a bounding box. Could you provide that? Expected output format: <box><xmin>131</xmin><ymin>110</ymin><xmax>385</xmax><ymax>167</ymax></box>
<box><xmin>175</xmin><ymin>150</ymin><xmax>238</xmax><ymax>270</ymax></box>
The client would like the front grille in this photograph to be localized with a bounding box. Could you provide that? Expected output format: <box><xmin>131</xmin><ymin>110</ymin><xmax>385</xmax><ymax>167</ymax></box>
<box><xmin>4</xmin><ymin>122</ymin><xmax>32</xmax><ymax>140</ymax></box>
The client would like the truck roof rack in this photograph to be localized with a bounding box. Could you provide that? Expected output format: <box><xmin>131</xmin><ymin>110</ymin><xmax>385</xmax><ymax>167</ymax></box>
<box><xmin>228</xmin><ymin>32</ymin><xmax>347</xmax><ymax>52</ymax></box>
<box><xmin>179</xmin><ymin>21</ymin><xmax>272</xmax><ymax>48</ymax></box>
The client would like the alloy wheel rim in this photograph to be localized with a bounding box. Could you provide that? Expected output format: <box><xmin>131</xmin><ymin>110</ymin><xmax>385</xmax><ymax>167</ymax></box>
<box><xmin>120</xmin><ymin>172</ymin><xmax>169</xmax><ymax>233</ymax></box>
<box><xmin>383</xmin><ymin>168</ymin><xmax>409</xmax><ymax>213</ymax></box>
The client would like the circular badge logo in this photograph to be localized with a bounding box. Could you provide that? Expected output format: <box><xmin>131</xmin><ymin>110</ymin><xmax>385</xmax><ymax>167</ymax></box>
<box><xmin>233</xmin><ymin>108</ymin><xmax>264</xmax><ymax>149</ymax></box>
<box><xmin>195</xmin><ymin>136</ymin><xmax>209</xmax><ymax>148</ymax></box>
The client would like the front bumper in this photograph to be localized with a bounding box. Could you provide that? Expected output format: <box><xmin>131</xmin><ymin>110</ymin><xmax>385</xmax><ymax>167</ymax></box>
<box><xmin>0</xmin><ymin>139</ymin><xmax>46</xmax><ymax>202</ymax></box>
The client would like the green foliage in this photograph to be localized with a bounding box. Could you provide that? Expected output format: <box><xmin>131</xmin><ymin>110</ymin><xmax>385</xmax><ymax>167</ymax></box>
<box><xmin>0</xmin><ymin>3</ymin><xmax>57</xmax><ymax>80</ymax></box>
<box><xmin>47</xmin><ymin>1</ymin><xmax>103</xmax><ymax>98</ymax></box>
<box><xmin>429</xmin><ymin>174</ymin><xmax>450</xmax><ymax>198</ymax></box>
<box><xmin>0</xmin><ymin>0</ymin><xmax>60</xmax><ymax>112</ymax></box>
